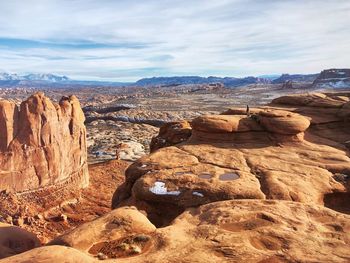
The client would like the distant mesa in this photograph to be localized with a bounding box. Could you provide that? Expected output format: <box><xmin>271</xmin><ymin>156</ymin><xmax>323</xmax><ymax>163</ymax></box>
<box><xmin>134</xmin><ymin>75</ymin><xmax>270</xmax><ymax>87</ymax></box>
<box><xmin>313</xmin><ymin>68</ymin><xmax>350</xmax><ymax>88</ymax></box>
<box><xmin>271</xmin><ymin>73</ymin><xmax>318</xmax><ymax>84</ymax></box>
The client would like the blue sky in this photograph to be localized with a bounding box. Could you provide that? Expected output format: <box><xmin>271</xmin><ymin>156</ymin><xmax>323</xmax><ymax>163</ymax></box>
<box><xmin>0</xmin><ymin>0</ymin><xmax>349</xmax><ymax>81</ymax></box>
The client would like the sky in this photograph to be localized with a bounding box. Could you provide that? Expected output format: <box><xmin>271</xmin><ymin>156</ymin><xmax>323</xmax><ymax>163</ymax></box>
<box><xmin>0</xmin><ymin>0</ymin><xmax>349</xmax><ymax>81</ymax></box>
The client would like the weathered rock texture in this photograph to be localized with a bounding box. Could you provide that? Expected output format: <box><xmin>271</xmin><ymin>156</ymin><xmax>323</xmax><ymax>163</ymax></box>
<box><xmin>0</xmin><ymin>222</ymin><xmax>40</xmax><ymax>259</ymax></box>
<box><xmin>6</xmin><ymin>201</ymin><xmax>350</xmax><ymax>262</ymax></box>
<box><xmin>0</xmin><ymin>92</ymin><xmax>88</xmax><ymax>193</ymax></box>
<box><xmin>150</xmin><ymin>120</ymin><xmax>192</xmax><ymax>152</ymax></box>
<box><xmin>112</xmin><ymin>93</ymin><xmax>350</xmax><ymax>226</ymax></box>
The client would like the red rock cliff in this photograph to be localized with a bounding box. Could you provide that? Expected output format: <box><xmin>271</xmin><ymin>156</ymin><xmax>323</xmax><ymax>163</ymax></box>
<box><xmin>0</xmin><ymin>92</ymin><xmax>88</xmax><ymax>193</ymax></box>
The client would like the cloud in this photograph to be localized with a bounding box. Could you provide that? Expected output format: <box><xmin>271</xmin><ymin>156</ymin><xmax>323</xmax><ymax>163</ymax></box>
<box><xmin>0</xmin><ymin>0</ymin><xmax>349</xmax><ymax>81</ymax></box>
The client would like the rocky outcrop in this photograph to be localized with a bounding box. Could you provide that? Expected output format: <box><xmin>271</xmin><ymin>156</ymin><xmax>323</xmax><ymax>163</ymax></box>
<box><xmin>112</xmin><ymin>93</ymin><xmax>350</xmax><ymax>226</ymax></box>
<box><xmin>0</xmin><ymin>222</ymin><xmax>40</xmax><ymax>259</ymax></box>
<box><xmin>150</xmin><ymin>121</ymin><xmax>192</xmax><ymax>152</ymax></box>
<box><xmin>49</xmin><ymin>207</ymin><xmax>155</xmax><ymax>256</ymax></box>
<box><xmin>7</xmin><ymin>201</ymin><xmax>350</xmax><ymax>262</ymax></box>
<box><xmin>270</xmin><ymin>92</ymin><xmax>350</xmax><ymax>148</ymax></box>
<box><xmin>0</xmin><ymin>92</ymin><xmax>88</xmax><ymax>193</ymax></box>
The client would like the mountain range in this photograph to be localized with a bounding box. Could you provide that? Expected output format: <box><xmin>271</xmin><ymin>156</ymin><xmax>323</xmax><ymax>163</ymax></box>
<box><xmin>0</xmin><ymin>69</ymin><xmax>349</xmax><ymax>88</ymax></box>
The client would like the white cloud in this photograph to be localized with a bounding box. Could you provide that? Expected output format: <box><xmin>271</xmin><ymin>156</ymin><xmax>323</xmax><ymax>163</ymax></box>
<box><xmin>0</xmin><ymin>0</ymin><xmax>349</xmax><ymax>81</ymax></box>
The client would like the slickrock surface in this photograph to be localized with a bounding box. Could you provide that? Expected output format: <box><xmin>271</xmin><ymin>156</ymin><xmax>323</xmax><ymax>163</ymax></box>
<box><xmin>5</xmin><ymin>201</ymin><xmax>349</xmax><ymax>262</ymax></box>
<box><xmin>0</xmin><ymin>92</ymin><xmax>88</xmax><ymax>193</ymax></box>
<box><xmin>0</xmin><ymin>223</ymin><xmax>40</xmax><ymax>259</ymax></box>
<box><xmin>49</xmin><ymin>207</ymin><xmax>156</xmax><ymax>256</ymax></box>
<box><xmin>0</xmin><ymin>246</ymin><xmax>95</xmax><ymax>263</ymax></box>
<box><xmin>113</xmin><ymin>93</ymin><xmax>350</xmax><ymax>225</ymax></box>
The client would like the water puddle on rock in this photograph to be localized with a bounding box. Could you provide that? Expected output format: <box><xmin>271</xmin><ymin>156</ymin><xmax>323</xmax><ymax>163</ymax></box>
<box><xmin>174</xmin><ymin>171</ymin><xmax>192</xmax><ymax>176</ymax></box>
<box><xmin>219</xmin><ymin>173</ymin><xmax>240</xmax><ymax>181</ymax></box>
<box><xmin>198</xmin><ymin>173</ymin><xmax>213</xmax><ymax>180</ymax></box>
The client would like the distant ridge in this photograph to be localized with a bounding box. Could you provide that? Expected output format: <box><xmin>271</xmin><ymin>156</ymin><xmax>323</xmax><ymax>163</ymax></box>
<box><xmin>0</xmin><ymin>69</ymin><xmax>349</xmax><ymax>88</ymax></box>
<box><xmin>0</xmin><ymin>72</ymin><xmax>128</xmax><ymax>87</ymax></box>
<box><xmin>272</xmin><ymin>73</ymin><xmax>319</xmax><ymax>84</ymax></box>
<box><xmin>135</xmin><ymin>76</ymin><xmax>270</xmax><ymax>87</ymax></box>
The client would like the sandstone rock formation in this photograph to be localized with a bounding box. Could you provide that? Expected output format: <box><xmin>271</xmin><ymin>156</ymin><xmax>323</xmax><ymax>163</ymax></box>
<box><xmin>112</xmin><ymin>93</ymin><xmax>350</xmax><ymax>225</ymax></box>
<box><xmin>0</xmin><ymin>92</ymin><xmax>88</xmax><ymax>193</ymax></box>
<box><xmin>6</xmin><ymin>201</ymin><xmax>349</xmax><ymax>262</ymax></box>
<box><xmin>0</xmin><ymin>246</ymin><xmax>94</xmax><ymax>263</ymax></box>
<box><xmin>1</xmin><ymin>92</ymin><xmax>350</xmax><ymax>262</ymax></box>
<box><xmin>150</xmin><ymin>121</ymin><xmax>192</xmax><ymax>152</ymax></box>
<box><xmin>49</xmin><ymin>206</ymin><xmax>155</xmax><ymax>258</ymax></box>
<box><xmin>0</xmin><ymin>222</ymin><xmax>40</xmax><ymax>259</ymax></box>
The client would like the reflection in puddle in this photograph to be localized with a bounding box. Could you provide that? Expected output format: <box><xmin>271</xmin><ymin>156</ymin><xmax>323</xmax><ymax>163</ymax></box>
<box><xmin>219</xmin><ymin>173</ymin><xmax>240</xmax><ymax>181</ymax></box>
<box><xmin>198</xmin><ymin>173</ymin><xmax>213</xmax><ymax>180</ymax></box>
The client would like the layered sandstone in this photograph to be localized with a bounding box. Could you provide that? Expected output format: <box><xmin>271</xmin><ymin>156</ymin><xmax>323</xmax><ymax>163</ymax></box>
<box><xmin>0</xmin><ymin>92</ymin><xmax>88</xmax><ymax>193</ymax></box>
<box><xmin>112</xmin><ymin>93</ymin><xmax>350</xmax><ymax>226</ymax></box>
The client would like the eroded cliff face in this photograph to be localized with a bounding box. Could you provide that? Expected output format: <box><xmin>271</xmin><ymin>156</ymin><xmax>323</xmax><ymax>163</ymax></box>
<box><xmin>0</xmin><ymin>92</ymin><xmax>88</xmax><ymax>193</ymax></box>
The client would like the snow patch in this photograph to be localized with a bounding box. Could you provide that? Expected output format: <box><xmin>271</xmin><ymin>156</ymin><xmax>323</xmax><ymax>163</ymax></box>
<box><xmin>149</xmin><ymin>181</ymin><xmax>181</xmax><ymax>196</ymax></box>
<box><xmin>192</xmin><ymin>191</ymin><xmax>204</xmax><ymax>197</ymax></box>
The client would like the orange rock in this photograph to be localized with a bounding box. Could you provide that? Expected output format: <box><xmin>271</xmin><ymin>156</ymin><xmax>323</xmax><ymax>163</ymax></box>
<box><xmin>112</xmin><ymin>93</ymin><xmax>350</xmax><ymax>224</ymax></box>
<box><xmin>0</xmin><ymin>92</ymin><xmax>89</xmax><ymax>193</ymax></box>
<box><xmin>9</xmin><ymin>201</ymin><xmax>349</xmax><ymax>262</ymax></box>
<box><xmin>0</xmin><ymin>222</ymin><xmax>40</xmax><ymax>259</ymax></box>
<box><xmin>258</xmin><ymin>109</ymin><xmax>310</xmax><ymax>135</ymax></box>
<box><xmin>150</xmin><ymin>121</ymin><xmax>192</xmax><ymax>152</ymax></box>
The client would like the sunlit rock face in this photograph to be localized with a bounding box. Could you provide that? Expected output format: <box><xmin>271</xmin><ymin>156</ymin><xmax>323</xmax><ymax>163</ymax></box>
<box><xmin>0</xmin><ymin>92</ymin><xmax>89</xmax><ymax>193</ymax></box>
<box><xmin>112</xmin><ymin>93</ymin><xmax>350</xmax><ymax>226</ymax></box>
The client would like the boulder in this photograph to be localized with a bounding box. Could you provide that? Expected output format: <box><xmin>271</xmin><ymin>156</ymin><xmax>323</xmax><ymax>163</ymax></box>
<box><xmin>150</xmin><ymin>121</ymin><xmax>192</xmax><ymax>152</ymax></box>
<box><xmin>257</xmin><ymin>109</ymin><xmax>310</xmax><ymax>135</ymax></box>
<box><xmin>49</xmin><ymin>206</ymin><xmax>155</xmax><ymax>260</ymax></box>
<box><xmin>191</xmin><ymin>114</ymin><xmax>263</xmax><ymax>133</ymax></box>
<box><xmin>0</xmin><ymin>222</ymin><xmax>40</xmax><ymax>259</ymax></box>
